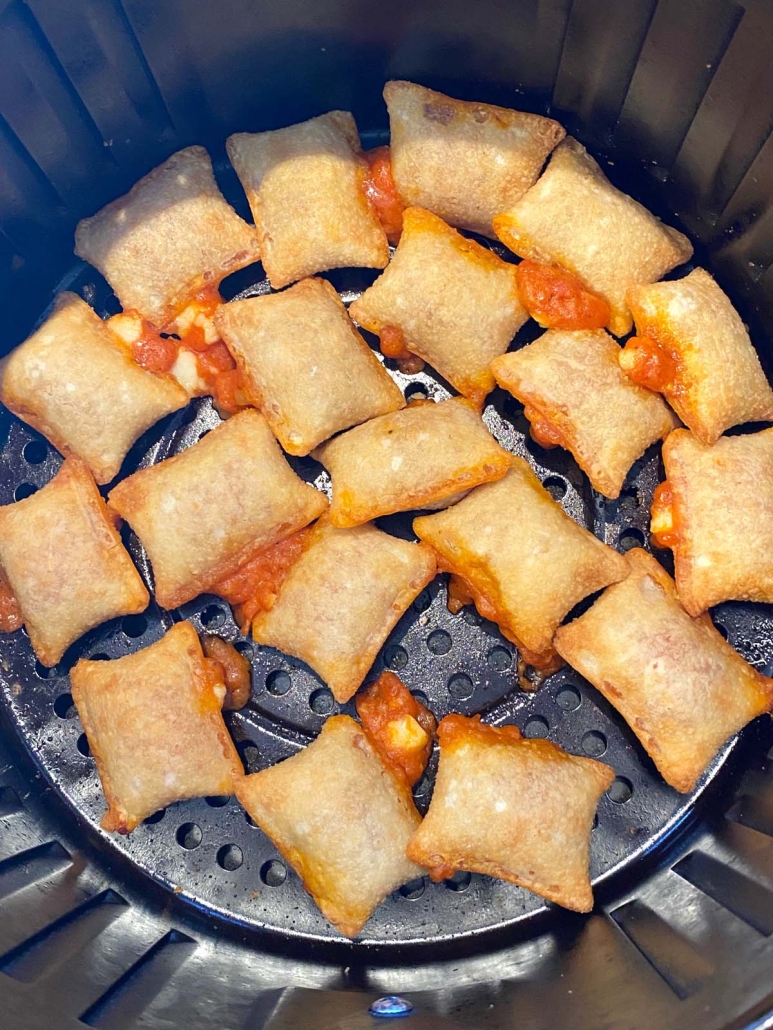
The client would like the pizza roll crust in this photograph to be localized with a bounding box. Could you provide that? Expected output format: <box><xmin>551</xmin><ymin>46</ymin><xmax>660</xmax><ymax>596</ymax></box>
<box><xmin>384</xmin><ymin>81</ymin><xmax>565</xmax><ymax>237</ymax></box>
<box><xmin>252</xmin><ymin>520</ymin><xmax>436</xmax><ymax>702</ymax></box>
<box><xmin>235</xmin><ymin>715</ymin><xmax>422</xmax><ymax>937</ymax></box>
<box><xmin>413</xmin><ymin>459</ymin><xmax>628</xmax><ymax>665</ymax></box>
<box><xmin>314</xmin><ymin>397</ymin><xmax>511</xmax><ymax>527</ymax></box>
<box><xmin>75</xmin><ymin>147</ymin><xmax>260</xmax><ymax>326</ymax></box>
<box><xmin>350</xmin><ymin>208</ymin><xmax>527</xmax><ymax>403</ymax></box>
<box><xmin>624</xmin><ymin>269</ymin><xmax>773</xmax><ymax>443</ymax></box>
<box><xmin>71</xmin><ymin>621</ymin><xmax>242</xmax><ymax>833</ymax></box>
<box><xmin>108</xmin><ymin>409</ymin><xmax>327</xmax><ymax>609</ymax></box>
<box><xmin>493</xmin><ymin>138</ymin><xmax>693</xmax><ymax>336</ymax></box>
<box><xmin>492</xmin><ymin>328</ymin><xmax>677</xmax><ymax>498</ymax></box>
<box><xmin>657</xmin><ymin>428</ymin><xmax>773</xmax><ymax>614</ymax></box>
<box><xmin>0</xmin><ymin>294</ymin><xmax>187</xmax><ymax>484</ymax></box>
<box><xmin>214</xmin><ymin>277</ymin><xmax>404</xmax><ymax>455</ymax></box>
<box><xmin>554</xmin><ymin>549</ymin><xmax>773</xmax><ymax>792</ymax></box>
<box><xmin>0</xmin><ymin>458</ymin><xmax>148</xmax><ymax>666</ymax></box>
<box><xmin>227</xmin><ymin>111</ymin><xmax>389</xmax><ymax>289</ymax></box>
<box><xmin>407</xmin><ymin>714</ymin><xmax>614</xmax><ymax>912</ymax></box>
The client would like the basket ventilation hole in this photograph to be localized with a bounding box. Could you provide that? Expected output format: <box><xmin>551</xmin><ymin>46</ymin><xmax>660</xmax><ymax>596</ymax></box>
<box><xmin>447</xmin><ymin>673</ymin><xmax>473</xmax><ymax>700</ymax></box>
<box><xmin>53</xmin><ymin>693</ymin><xmax>76</xmax><ymax>719</ymax></box>
<box><xmin>400</xmin><ymin>877</ymin><xmax>426</xmax><ymax>900</ymax></box>
<box><xmin>23</xmin><ymin>440</ymin><xmax>47</xmax><ymax>464</ymax></box>
<box><xmin>619</xmin><ymin>528</ymin><xmax>645</xmax><ymax>552</ymax></box>
<box><xmin>523</xmin><ymin>716</ymin><xmax>549</xmax><ymax>739</ymax></box>
<box><xmin>444</xmin><ymin>870</ymin><xmax>472</xmax><ymax>892</ymax></box>
<box><xmin>582</xmin><ymin>730</ymin><xmax>608</xmax><ymax>757</ymax></box>
<box><xmin>557</xmin><ymin>685</ymin><xmax>582</xmax><ymax>711</ymax></box>
<box><xmin>200</xmin><ymin>604</ymin><xmax>225</xmax><ymax>627</ymax></box>
<box><xmin>309</xmin><ymin>688</ymin><xmax>334</xmax><ymax>715</ymax></box>
<box><xmin>122</xmin><ymin>614</ymin><xmax>147</xmax><ymax>638</ymax></box>
<box><xmin>260</xmin><ymin>859</ymin><xmax>286</xmax><ymax>887</ymax></box>
<box><xmin>543</xmin><ymin>476</ymin><xmax>567</xmax><ymax>501</ymax></box>
<box><xmin>383</xmin><ymin>644</ymin><xmax>408</xmax><ymax>670</ymax></box>
<box><xmin>176</xmin><ymin>822</ymin><xmax>202</xmax><ymax>849</ymax></box>
<box><xmin>487</xmin><ymin>646</ymin><xmax>512</xmax><ymax>670</ymax></box>
<box><xmin>217</xmin><ymin>844</ymin><xmax>243</xmax><ymax>871</ymax></box>
<box><xmin>76</xmin><ymin>733</ymin><xmax>91</xmax><ymax>757</ymax></box>
<box><xmin>427</xmin><ymin>629</ymin><xmax>451</xmax><ymax>655</ymax></box>
<box><xmin>266</xmin><ymin>670</ymin><xmax>291</xmax><ymax>696</ymax></box>
<box><xmin>14</xmin><ymin>483</ymin><xmax>38</xmax><ymax>501</ymax></box>
<box><xmin>205</xmin><ymin>795</ymin><xmax>230</xmax><ymax>808</ymax></box>
<box><xmin>608</xmin><ymin>776</ymin><xmax>634</xmax><ymax>804</ymax></box>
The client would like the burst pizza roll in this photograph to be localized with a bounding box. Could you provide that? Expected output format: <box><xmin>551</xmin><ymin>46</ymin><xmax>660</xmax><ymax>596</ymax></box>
<box><xmin>71</xmin><ymin>621</ymin><xmax>242</xmax><ymax>833</ymax></box>
<box><xmin>407</xmin><ymin>715</ymin><xmax>613</xmax><ymax>912</ymax></box>
<box><xmin>554</xmin><ymin>549</ymin><xmax>773</xmax><ymax>793</ymax></box>
<box><xmin>313</xmin><ymin>397</ymin><xmax>511</xmax><ymax>527</ymax></box>
<box><xmin>384</xmin><ymin>81</ymin><xmax>565</xmax><ymax>238</ymax></box>
<box><xmin>214</xmin><ymin>277</ymin><xmax>404</xmax><ymax>455</ymax></box>
<box><xmin>0</xmin><ymin>293</ymin><xmax>188</xmax><ymax>484</ymax></box>
<box><xmin>651</xmin><ymin>428</ymin><xmax>773</xmax><ymax>614</ymax></box>
<box><xmin>74</xmin><ymin>147</ymin><xmax>260</xmax><ymax>327</ymax></box>
<box><xmin>108</xmin><ymin>409</ymin><xmax>327</xmax><ymax>610</ymax></box>
<box><xmin>620</xmin><ymin>269</ymin><xmax>773</xmax><ymax>443</ymax></box>
<box><xmin>235</xmin><ymin>714</ymin><xmax>422</xmax><ymax>937</ymax></box>
<box><xmin>491</xmin><ymin>329</ymin><xmax>677</xmax><ymax>499</ymax></box>
<box><xmin>0</xmin><ymin>457</ymin><xmax>148</xmax><ymax>666</ymax></box>
<box><xmin>413</xmin><ymin>459</ymin><xmax>627</xmax><ymax>672</ymax></box>
<box><xmin>252</xmin><ymin>520</ymin><xmax>436</xmax><ymax>703</ymax></box>
<box><xmin>493</xmin><ymin>138</ymin><xmax>693</xmax><ymax>337</ymax></box>
<box><xmin>227</xmin><ymin>111</ymin><xmax>389</xmax><ymax>289</ymax></box>
<box><xmin>349</xmin><ymin>208</ymin><xmax>527</xmax><ymax>404</ymax></box>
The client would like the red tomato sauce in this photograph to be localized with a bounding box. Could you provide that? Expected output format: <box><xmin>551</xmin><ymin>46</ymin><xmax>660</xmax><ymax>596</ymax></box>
<box><xmin>356</xmin><ymin>670</ymin><xmax>436</xmax><ymax>787</ymax></box>
<box><xmin>516</xmin><ymin>260</ymin><xmax>610</xmax><ymax>330</ymax></box>
<box><xmin>0</xmin><ymin>572</ymin><xmax>23</xmax><ymax>634</ymax></box>
<box><xmin>651</xmin><ymin>481</ymin><xmax>679</xmax><ymax>549</ymax></box>
<box><xmin>378</xmin><ymin>324</ymin><xmax>425</xmax><ymax>374</ymax></box>
<box><xmin>621</xmin><ymin>334</ymin><xmax>684</xmax><ymax>396</ymax></box>
<box><xmin>523</xmin><ymin>403</ymin><xmax>566</xmax><ymax>449</ymax></box>
<box><xmin>362</xmin><ymin>146</ymin><xmax>405</xmax><ymax>244</ymax></box>
<box><xmin>201</xmin><ymin>634</ymin><xmax>251</xmax><ymax>710</ymax></box>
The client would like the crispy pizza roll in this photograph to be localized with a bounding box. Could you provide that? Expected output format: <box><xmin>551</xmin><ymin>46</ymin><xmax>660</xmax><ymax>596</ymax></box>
<box><xmin>491</xmin><ymin>329</ymin><xmax>677</xmax><ymax>498</ymax></box>
<box><xmin>75</xmin><ymin>147</ymin><xmax>261</xmax><ymax>327</ymax></box>
<box><xmin>651</xmin><ymin>428</ymin><xmax>773</xmax><ymax>614</ymax></box>
<box><xmin>227</xmin><ymin>111</ymin><xmax>389</xmax><ymax>289</ymax></box>
<box><xmin>71</xmin><ymin>621</ymin><xmax>242</xmax><ymax>833</ymax></box>
<box><xmin>214</xmin><ymin>277</ymin><xmax>404</xmax><ymax>455</ymax></box>
<box><xmin>493</xmin><ymin>138</ymin><xmax>693</xmax><ymax>336</ymax></box>
<box><xmin>413</xmin><ymin>458</ymin><xmax>627</xmax><ymax>671</ymax></box>
<box><xmin>0</xmin><ymin>293</ymin><xmax>188</xmax><ymax>484</ymax></box>
<box><xmin>349</xmin><ymin>208</ymin><xmax>527</xmax><ymax>403</ymax></box>
<box><xmin>108</xmin><ymin>409</ymin><xmax>327</xmax><ymax>609</ymax></box>
<box><xmin>235</xmin><ymin>714</ymin><xmax>422</xmax><ymax>937</ymax></box>
<box><xmin>621</xmin><ymin>269</ymin><xmax>773</xmax><ymax>443</ymax></box>
<box><xmin>407</xmin><ymin>715</ymin><xmax>613</xmax><ymax>912</ymax></box>
<box><xmin>384</xmin><ymin>81</ymin><xmax>565</xmax><ymax>238</ymax></box>
<box><xmin>0</xmin><ymin>458</ymin><xmax>148</xmax><ymax>666</ymax></box>
<box><xmin>554</xmin><ymin>549</ymin><xmax>773</xmax><ymax>793</ymax></box>
<box><xmin>252</xmin><ymin>520</ymin><xmax>436</xmax><ymax>703</ymax></box>
<box><xmin>314</xmin><ymin>396</ymin><xmax>511</xmax><ymax>527</ymax></box>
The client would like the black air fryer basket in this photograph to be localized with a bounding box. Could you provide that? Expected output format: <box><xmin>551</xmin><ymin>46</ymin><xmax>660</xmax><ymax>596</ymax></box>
<box><xmin>3</xmin><ymin>1</ymin><xmax>773</xmax><ymax>1028</ymax></box>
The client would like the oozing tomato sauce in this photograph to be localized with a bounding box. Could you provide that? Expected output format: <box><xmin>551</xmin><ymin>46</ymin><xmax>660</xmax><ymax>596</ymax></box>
<box><xmin>446</xmin><ymin>573</ymin><xmax>475</xmax><ymax>615</ymax></box>
<box><xmin>201</xmin><ymin>634</ymin><xmax>251</xmax><ymax>710</ymax></box>
<box><xmin>515</xmin><ymin>260</ymin><xmax>610</xmax><ymax>330</ymax></box>
<box><xmin>438</xmin><ymin>712</ymin><xmax>522</xmax><ymax>750</ymax></box>
<box><xmin>523</xmin><ymin>403</ymin><xmax>565</xmax><ymax>449</ymax></box>
<box><xmin>362</xmin><ymin>146</ymin><xmax>405</xmax><ymax>244</ymax></box>
<box><xmin>651</xmin><ymin>481</ymin><xmax>679</xmax><ymax>549</ymax></box>
<box><xmin>356</xmin><ymin>670</ymin><xmax>436</xmax><ymax>787</ymax></box>
<box><xmin>620</xmin><ymin>335</ymin><xmax>684</xmax><ymax>396</ymax></box>
<box><xmin>378</xmin><ymin>324</ymin><xmax>425</xmax><ymax>374</ymax></box>
<box><xmin>0</xmin><ymin>571</ymin><xmax>23</xmax><ymax>634</ymax></box>
<box><xmin>132</xmin><ymin>327</ymin><xmax>179</xmax><ymax>374</ymax></box>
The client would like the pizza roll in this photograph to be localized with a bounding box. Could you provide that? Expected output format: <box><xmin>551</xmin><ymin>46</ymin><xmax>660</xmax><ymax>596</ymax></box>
<box><xmin>75</xmin><ymin>147</ymin><xmax>261</xmax><ymax>327</ymax></box>
<box><xmin>554</xmin><ymin>549</ymin><xmax>773</xmax><ymax>793</ymax></box>
<box><xmin>252</xmin><ymin>520</ymin><xmax>436</xmax><ymax>703</ymax></box>
<box><xmin>214</xmin><ymin>277</ymin><xmax>404</xmax><ymax>455</ymax></box>
<box><xmin>651</xmin><ymin>428</ymin><xmax>773</xmax><ymax>614</ymax></box>
<box><xmin>227</xmin><ymin>111</ymin><xmax>389</xmax><ymax>289</ymax></box>
<box><xmin>407</xmin><ymin>715</ymin><xmax>613</xmax><ymax>912</ymax></box>
<box><xmin>71</xmin><ymin>621</ymin><xmax>242</xmax><ymax>833</ymax></box>
<box><xmin>491</xmin><ymin>329</ymin><xmax>677</xmax><ymax>498</ymax></box>
<box><xmin>0</xmin><ymin>458</ymin><xmax>148</xmax><ymax>666</ymax></box>
<box><xmin>384</xmin><ymin>81</ymin><xmax>565</xmax><ymax>238</ymax></box>
<box><xmin>235</xmin><ymin>714</ymin><xmax>422</xmax><ymax>937</ymax></box>
<box><xmin>108</xmin><ymin>409</ymin><xmax>327</xmax><ymax>609</ymax></box>
<box><xmin>413</xmin><ymin>459</ymin><xmax>627</xmax><ymax>671</ymax></box>
<box><xmin>314</xmin><ymin>397</ymin><xmax>511</xmax><ymax>527</ymax></box>
<box><xmin>493</xmin><ymin>138</ymin><xmax>693</xmax><ymax>336</ymax></box>
<box><xmin>621</xmin><ymin>269</ymin><xmax>773</xmax><ymax>443</ymax></box>
<box><xmin>349</xmin><ymin>208</ymin><xmax>527</xmax><ymax>403</ymax></box>
<box><xmin>0</xmin><ymin>293</ymin><xmax>187</xmax><ymax>484</ymax></box>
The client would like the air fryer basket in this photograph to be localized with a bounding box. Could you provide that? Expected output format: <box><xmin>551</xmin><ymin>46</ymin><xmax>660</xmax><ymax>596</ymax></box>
<box><xmin>3</xmin><ymin>1</ymin><xmax>773</xmax><ymax>1027</ymax></box>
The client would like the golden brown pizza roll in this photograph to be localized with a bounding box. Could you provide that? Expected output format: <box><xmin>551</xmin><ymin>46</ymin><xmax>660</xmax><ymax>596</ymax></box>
<box><xmin>0</xmin><ymin>293</ymin><xmax>188</xmax><ymax>484</ymax></box>
<box><xmin>407</xmin><ymin>714</ymin><xmax>613</xmax><ymax>912</ymax></box>
<box><xmin>227</xmin><ymin>111</ymin><xmax>389</xmax><ymax>289</ymax></box>
<box><xmin>554</xmin><ymin>549</ymin><xmax>773</xmax><ymax>793</ymax></box>
<box><xmin>384</xmin><ymin>81</ymin><xmax>565</xmax><ymax>238</ymax></box>
<box><xmin>252</xmin><ymin>519</ymin><xmax>436</xmax><ymax>703</ymax></box>
<box><xmin>651</xmin><ymin>428</ymin><xmax>773</xmax><ymax>615</ymax></box>
<box><xmin>491</xmin><ymin>328</ymin><xmax>677</xmax><ymax>499</ymax></box>
<box><xmin>493</xmin><ymin>138</ymin><xmax>693</xmax><ymax>336</ymax></box>
<box><xmin>413</xmin><ymin>458</ymin><xmax>627</xmax><ymax>671</ymax></box>
<box><xmin>0</xmin><ymin>457</ymin><xmax>148</xmax><ymax>666</ymax></box>
<box><xmin>620</xmin><ymin>269</ymin><xmax>773</xmax><ymax>444</ymax></box>
<box><xmin>314</xmin><ymin>396</ymin><xmax>511</xmax><ymax>527</ymax></box>
<box><xmin>71</xmin><ymin>621</ymin><xmax>242</xmax><ymax>833</ymax></box>
<box><xmin>235</xmin><ymin>714</ymin><xmax>422</xmax><ymax>937</ymax></box>
<box><xmin>74</xmin><ymin>147</ymin><xmax>260</xmax><ymax>327</ymax></box>
<box><xmin>214</xmin><ymin>277</ymin><xmax>404</xmax><ymax>455</ymax></box>
<box><xmin>108</xmin><ymin>409</ymin><xmax>327</xmax><ymax>609</ymax></box>
<box><xmin>349</xmin><ymin>207</ymin><xmax>527</xmax><ymax>404</ymax></box>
